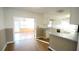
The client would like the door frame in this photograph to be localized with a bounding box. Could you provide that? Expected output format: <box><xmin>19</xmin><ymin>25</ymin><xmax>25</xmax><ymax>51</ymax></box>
<box><xmin>13</xmin><ymin>16</ymin><xmax>37</xmax><ymax>40</ymax></box>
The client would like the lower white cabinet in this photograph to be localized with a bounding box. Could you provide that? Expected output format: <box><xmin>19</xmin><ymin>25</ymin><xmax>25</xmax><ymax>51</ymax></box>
<box><xmin>49</xmin><ymin>35</ymin><xmax>77</xmax><ymax>51</ymax></box>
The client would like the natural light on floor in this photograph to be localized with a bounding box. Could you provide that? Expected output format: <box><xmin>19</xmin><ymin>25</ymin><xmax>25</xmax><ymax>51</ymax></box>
<box><xmin>14</xmin><ymin>17</ymin><xmax>35</xmax><ymax>40</ymax></box>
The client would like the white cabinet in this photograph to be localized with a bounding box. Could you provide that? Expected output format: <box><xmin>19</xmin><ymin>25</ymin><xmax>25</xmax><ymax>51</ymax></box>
<box><xmin>70</xmin><ymin>8</ymin><xmax>79</xmax><ymax>25</ymax></box>
<box><xmin>77</xmin><ymin>34</ymin><xmax>79</xmax><ymax>51</ymax></box>
<box><xmin>49</xmin><ymin>34</ymin><xmax>77</xmax><ymax>51</ymax></box>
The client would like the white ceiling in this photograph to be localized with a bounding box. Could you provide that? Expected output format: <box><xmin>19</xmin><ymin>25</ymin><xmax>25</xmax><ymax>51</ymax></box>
<box><xmin>11</xmin><ymin>7</ymin><xmax>70</xmax><ymax>14</ymax></box>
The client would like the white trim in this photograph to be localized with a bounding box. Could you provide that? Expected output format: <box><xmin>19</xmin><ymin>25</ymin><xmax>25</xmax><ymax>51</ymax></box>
<box><xmin>37</xmin><ymin>39</ymin><xmax>49</xmax><ymax>44</ymax></box>
<box><xmin>2</xmin><ymin>41</ymin><xmax>14</xmax><ymax>51</ymax></box>
<box><xmin>2</xmin><ymin>44</ymin><xmax>7</xmax><ymax>51</ymax></box>
<box><xmin>48</xmin><ymin>46</ymin><xmax>56</xmax><ymax>51</ymax></box>
<box><xmin>7</xmin><ymin>41</ymin><xmax>14</xmax><ymax>44</ymax></box>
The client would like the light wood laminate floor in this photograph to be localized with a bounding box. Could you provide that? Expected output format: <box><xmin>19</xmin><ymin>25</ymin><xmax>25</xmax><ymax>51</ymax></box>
<box><xmin>5</xmin><ymin>33</ymin><xmax>49</xmax><ymax>51</ymax></box>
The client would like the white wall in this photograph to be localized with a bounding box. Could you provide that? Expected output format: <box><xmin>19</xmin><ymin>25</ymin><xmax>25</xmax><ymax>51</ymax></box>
<box><xmin>4</xmin><ymin>8</ymin><xmax>44</xmax><ymax>28</ymax></box>
<box><xmin>0</xmin><ymin>8</ymin><xmax>6</xmax><ymax>50</ymax></box>
<box><xmin>43</xmin><ymin>13</ymin><xmax>64</xmax><ymax>38</ymax></box>
<box><xmin>0</xmin><ymin>8</ymin><xmax>5</xmax><ymax>30</ymax></box>
<box><xmin>43</xmin><ymin>12</ymin><xmax>70</xmax><ymax>28</ymax></box>
<box><xmin>43</xmin><ymin>12</ymin><xmax>78</xmax><ymax>38</ymax></box>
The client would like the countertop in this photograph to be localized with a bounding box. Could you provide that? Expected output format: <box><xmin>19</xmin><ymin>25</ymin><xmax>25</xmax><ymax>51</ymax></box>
<box><xmin>49</xmin><ymin>32</ymin><xmax>78</xmax><ymax>42</ymax></box>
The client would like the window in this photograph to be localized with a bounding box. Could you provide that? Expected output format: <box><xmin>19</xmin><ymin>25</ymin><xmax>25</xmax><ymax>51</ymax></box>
<box><xmin>48</xmin><ymin>21</ymin><xmax>52</xmax><ymax>27</ymax></box>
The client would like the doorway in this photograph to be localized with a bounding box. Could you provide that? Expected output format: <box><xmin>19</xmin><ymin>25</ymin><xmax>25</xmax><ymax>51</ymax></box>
<box><xmin>13</xmin><ymin>17</ymin><xmax>36</xmax><ymax>41</ymax></box>
<box><xmin>5</xmin><ymin>17</ymin><xmax>48</xmax><ymax>51</ymax></box>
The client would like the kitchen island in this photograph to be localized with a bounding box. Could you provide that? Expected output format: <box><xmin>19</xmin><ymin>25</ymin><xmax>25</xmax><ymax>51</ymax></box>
<box><xmin>49</xmin><ymin>32</ymin><xmax>78</xmax><ymax>51</ymax></box>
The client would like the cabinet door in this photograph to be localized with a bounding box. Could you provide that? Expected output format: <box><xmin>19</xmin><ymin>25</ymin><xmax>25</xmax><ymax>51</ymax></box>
<box><xmin>70</xmin><ymin>7</ymin><xmax>79</xmax><ymax>25</ymax></box>
<box><xmin>77</xmin><ymin>35</ymin><xmax>79</xmax><ymax>51</ymax></box>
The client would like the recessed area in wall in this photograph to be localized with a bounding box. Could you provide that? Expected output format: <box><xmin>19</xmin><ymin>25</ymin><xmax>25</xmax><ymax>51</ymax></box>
<box><xmin>48</xmin><ymin>14</ymin><xmax>78</xmax><ymax>33</ymax></box>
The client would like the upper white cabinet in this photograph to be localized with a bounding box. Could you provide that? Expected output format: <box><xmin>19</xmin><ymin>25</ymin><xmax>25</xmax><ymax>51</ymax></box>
<box><xmin>70</xmin><ymin>8</ymin><xmax>79</xmax><ymax>25</ymax></box>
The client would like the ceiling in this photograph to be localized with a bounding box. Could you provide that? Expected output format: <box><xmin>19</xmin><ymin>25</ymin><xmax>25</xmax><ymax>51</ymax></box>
<box><xmin>11</xmin><ymin>7</ymin><xmax>70</xmax><ymax>14</ymax></box>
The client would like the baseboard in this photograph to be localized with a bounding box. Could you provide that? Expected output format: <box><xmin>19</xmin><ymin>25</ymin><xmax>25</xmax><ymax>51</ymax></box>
<box><xmin>37</xmin><ymin>39</ymin><xmax>49</xmax><ymax>44</ymax></box>
<box><xmin>48</xmin><ymin>46</ymin><xmax>56</xmax><ymax>51</ymax></box>
<box><xmin>7</xmin><ymin>41</ymin><xmax>14</xmax><ymax>44</ymax></box>
<box><xmin>2</xmin><ymin>41</ymin><xmax>14</xmax><ymax>51</ymax></box>
<box><xmin>2</xmin><ymin>44</ymin><xmax>7</xmax><ymax>51</ymax></box>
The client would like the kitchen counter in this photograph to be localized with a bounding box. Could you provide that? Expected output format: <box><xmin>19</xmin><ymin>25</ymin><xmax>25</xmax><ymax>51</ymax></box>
<box><xmin>49</xmin><ymin>32</ymin><xmax>78</xmax><ymax>42</ymax></box>
<box><xmin>49</xmin><ymin>32</ymin><xmax>78</xmax><ymax>51</ymax></box>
